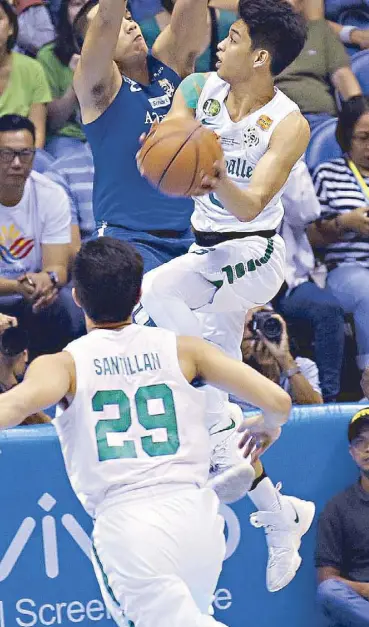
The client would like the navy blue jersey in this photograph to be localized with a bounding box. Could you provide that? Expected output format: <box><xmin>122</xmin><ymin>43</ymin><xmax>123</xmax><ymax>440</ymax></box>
<box><xmin>83</xmin><ymin>53</ymin><xmax>193</xmax><ymax>231</ymax></box>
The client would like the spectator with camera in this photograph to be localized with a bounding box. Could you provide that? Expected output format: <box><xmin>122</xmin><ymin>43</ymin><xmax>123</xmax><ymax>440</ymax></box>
<box><xmin>273</xmin><ymin>160</ymin><xmax>345</xmax><ymax>403</ymax></box>
<box><xmin>315</xmin><ymin>407</ymin><xmax>369</xmax><ymax>626</ymax></box>
<box><xmin>0</xmin><ymin>317</ymin><xmax>50</xmax><ymax>423</ymax></box>
<box><xmin>241</xmin><ymin>306</ymin><xmax>323</xmax><ymax>406</ymax></box>
<box><xmin>308</xmin><ymin>96</ymin><xmax>369</xmax><ymax>379</ymax></box>
<box><xmin>0</xmin><ymin>113</ymin><xmax>85</xmax><ymax>358</ymax></box>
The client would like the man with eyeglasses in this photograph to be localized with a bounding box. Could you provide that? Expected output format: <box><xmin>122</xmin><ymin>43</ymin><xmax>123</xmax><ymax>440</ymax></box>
<box><xmin>0</xmin><ymin>114</ymin><xmax>85</xmax><ymax>358</ymax></box>
<box><xmin>315</xmin><ymin>407</ymin><xmax>369</xmax><ymax>627</ymax></box>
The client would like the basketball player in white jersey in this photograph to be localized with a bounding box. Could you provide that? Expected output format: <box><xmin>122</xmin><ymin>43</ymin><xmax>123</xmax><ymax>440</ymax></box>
<box><xmin>0</xmin><ymin>237</ymin><xmax>292</xmax><ymax>627</ymax></box>
<box><xmin>136</xmin><ymin>0</ymin><xmax>314</xmax><ymax>593</ymax></box>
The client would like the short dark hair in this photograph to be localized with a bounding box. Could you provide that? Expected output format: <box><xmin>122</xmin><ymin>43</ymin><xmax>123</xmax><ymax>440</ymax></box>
<box><xmin>336</xmin><ymin>95</ymin><xmax>369</xmax><ymax>153</ymax></box>
<box><xmin>73</xmin><ymin>237</ymin><xmax>144</xmax><ymax>324</ymax></box>
<box><xmin>0</xmin><ymin>114</ymin><xmax>36</xmax><ymax>142</ymax></box>
<box><xmin>238</xmin><ymin>0</ymin><xmax>307</xmax><ymax>76</ymax></box>
<box><xmin>0</xmin><ymin>0</ymin><xmax>18</xmax><ymax>52</ymax></box>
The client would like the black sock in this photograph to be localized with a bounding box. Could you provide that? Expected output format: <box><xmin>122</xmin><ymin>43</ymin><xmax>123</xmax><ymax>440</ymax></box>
<box><xmin>249</xmin><ymin>468</ymin><xmax>268</xmax><ymax>492</ymax></box>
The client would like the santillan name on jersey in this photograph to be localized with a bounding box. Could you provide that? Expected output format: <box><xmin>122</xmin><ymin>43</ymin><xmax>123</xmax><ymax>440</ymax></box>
<box><xmin>94</xmin><ymin>353</ymin><xmax>161</xmax><ymax>376</ymax></box>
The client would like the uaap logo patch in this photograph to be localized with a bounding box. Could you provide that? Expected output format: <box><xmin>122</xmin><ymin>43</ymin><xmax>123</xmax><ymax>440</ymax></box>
<box><xmin>203</xmin><ymin>99</ymin><xmax>221</xmax><ymax>117</ymax></box>
<box><xmin>158</xmin><ymin>79</ymin><xmax>175</xmax><ymax>99</ymax></box>
<box><xmin>243</xmin><ymin>126</ymin><xmax>260</xmax><ymax>148</ymax></box>
<box><xmin>256</xmin><ymin>115</ymin><xmax>273</xmax><ymax>131</ymax></box>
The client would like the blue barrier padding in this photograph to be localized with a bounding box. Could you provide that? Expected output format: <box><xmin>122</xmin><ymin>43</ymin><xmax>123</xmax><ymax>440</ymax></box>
<box><xmin>0</xmin><ymin>403</ymin><xmax>364</xmax><ymax>627</ymax></box>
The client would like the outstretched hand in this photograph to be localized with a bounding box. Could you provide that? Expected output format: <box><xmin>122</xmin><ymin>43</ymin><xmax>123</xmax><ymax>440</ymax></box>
<box><xmin>238</xmin><ymin>413</ymin><xmax>281</xmax><ymax>464</ymax></box>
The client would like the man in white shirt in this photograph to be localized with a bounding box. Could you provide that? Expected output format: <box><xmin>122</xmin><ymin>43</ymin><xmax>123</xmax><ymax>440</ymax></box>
<box><xmin>0</xmin><ymin>114</ymin><xmax>85</xmax><ymax>358</ymax></box>
<box><xmin>273</xmin><ymin>160</ymin><xmax>345</xmax><ymax>402</ymax></box>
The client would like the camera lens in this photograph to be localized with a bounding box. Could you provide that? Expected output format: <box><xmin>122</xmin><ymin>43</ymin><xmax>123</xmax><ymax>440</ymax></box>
<box><xmin>262</xmin><ymin>317</ymin><xmax>282</xmax><ymax>342</ymax></box>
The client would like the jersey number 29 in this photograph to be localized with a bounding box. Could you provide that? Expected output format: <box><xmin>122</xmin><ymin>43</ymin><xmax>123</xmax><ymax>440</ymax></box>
<box><xmin>93</xmin><ymin>384</ymin><xmax>179</xmax><ymax>461</ymax></box>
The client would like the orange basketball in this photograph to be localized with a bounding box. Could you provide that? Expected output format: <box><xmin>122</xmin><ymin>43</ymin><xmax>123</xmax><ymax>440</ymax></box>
<box><xmin>138</xmin><ymin>117</ymin><xmax>223</xmax><ymax>197</ymax></box>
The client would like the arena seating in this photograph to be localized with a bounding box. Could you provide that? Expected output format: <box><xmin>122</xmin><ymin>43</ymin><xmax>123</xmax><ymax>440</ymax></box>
<box><xmin>305</xmin><ymin>118</ymin><xmax>341</xmax><ymax>174</ymax></box>
<box><xmin>0</xmin><ymin>404</ymin><xmax>363</xmax><ymax>627</ymax></box>
<box><xmin>351</xmin><ymin>49</ymin><xmax>369</xmax><ymax>93</ymax></box>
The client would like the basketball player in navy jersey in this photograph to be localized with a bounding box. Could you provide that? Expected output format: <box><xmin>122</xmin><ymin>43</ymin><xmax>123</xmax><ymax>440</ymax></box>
<box><xmin>73</xmin><ymin>0</ymin><xmax>209</xmax><ymax>271</ymax></box>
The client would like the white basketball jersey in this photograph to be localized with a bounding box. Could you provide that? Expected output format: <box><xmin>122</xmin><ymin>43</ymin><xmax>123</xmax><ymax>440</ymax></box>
<box><xmin>53</xmin><ymin>325</ymin><xmax>209</xmax><ymax>518</ymax></box>
<box><xmin>193</xmin><ymin>73</ymin><xmax>299</xmax><ymax>233</ymax></box>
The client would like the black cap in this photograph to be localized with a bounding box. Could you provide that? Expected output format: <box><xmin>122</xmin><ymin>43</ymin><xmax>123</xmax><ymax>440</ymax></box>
<box><xmin>348</xmin><ymin>408</ymin><xmax>369</xmax><ymax>442</ymax></box>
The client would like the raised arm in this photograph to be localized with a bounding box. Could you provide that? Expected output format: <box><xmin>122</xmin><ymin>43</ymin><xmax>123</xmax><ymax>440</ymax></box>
<box><xmin>207</xmin><ymin>111</ymin><xmax>310</xmax><ymax>222</ymax></box>
<box><xmin>153</xmin><ymin>0</ymin><xmax>209</xmax><ymax>78</ymax></box>
<box><xmin>73</xmin><ymin>0</ymin><xmax>125</xmax><ymax>124</ymax></box>
<box><xmin>0</xmin><ymin>352</ymin><xmax>75</xmax><ymax>429</ymax></box>
<box><xmin>178</xmin><ymin>336</ymin><xmax>291</xmax><ymax>428</ymax></box>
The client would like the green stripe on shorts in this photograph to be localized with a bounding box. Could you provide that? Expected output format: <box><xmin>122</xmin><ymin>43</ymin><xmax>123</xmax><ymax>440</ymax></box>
<box><xmin>92</xmin><ymin>543</ymin><xmax>135</xmax><ymax>627</ymax></box>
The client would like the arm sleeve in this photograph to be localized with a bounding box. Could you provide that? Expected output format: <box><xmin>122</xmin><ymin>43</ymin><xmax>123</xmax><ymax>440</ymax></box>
<box><xmin>179</xmin><ymin>73</ymin><xmax>207</xmax><ymax>109</ymax></box>
<box><xmin>312</xmin><ymin>164</ymin><xmax>337</xmax><ymax>219</ymax></box>
<box><xmin>283</xmin><ymin>160</ymin><xmax>322</xmax><ymax>227</ymax></box>
<box><xmin>315</xmin><ymin>500</ymin><xmax>344</xmax><ymax>570</ymax></box>
<box><xmin>324</xmin><ymin>21</ymin><xmax>350</xmax><ymax>75</ymax></box>
<box><xmin>43</xmin><ymin>167</ymin><xmax>79</xmax><ymax>226</ymax></box>
<box><xmin>37</xmin><ymin>46</ymin><xmax>61</xmax><ymax>97</ymax></box>
<box><xmin>40</xmin><ymin>185</ymin><xmax>72</xmax><ymax>244</ymax></box>
<box><xmin>30</xmin><ymin>58</ymin><xmax>52</xmax><ymax>104</ymax></box>
<box><xmin>296</xmin><ymin>357</ymin><xmax>322</xmax><ymax>394</ymax></box>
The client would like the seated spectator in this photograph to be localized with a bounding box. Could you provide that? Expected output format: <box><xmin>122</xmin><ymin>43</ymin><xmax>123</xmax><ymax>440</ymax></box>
<box><xmin>308</xmin><ymin>96</ymin><xmax>369</xmax><ymax>375</ymax></box>
<box><xmin>13</xmin><ymin>0</ymin><xmax>55</xmax><ymax>56</ymax></box>
<box><xmin>0</xmin><ymin>319</ymin><xmax>50</xmax><ymax>423</ymax></box>
<box><xmin>43</xmin><ymin>142</ymin><xmax>95</xmax><ymax>255</ymax></box>
<box><xmin>324</xmin><ymin>0</ymin><xmax>369</xmax><ymax>52</ymax></box>
<box><xmin>139</xmin><ymin>0</ymin><xmax>236</xmax><ymax>73</ymax></box>
<box><xmin>238</xmin><ymin>306</ymin><xmax>323</xmax><ymax>408</ymax></box>
<box><xmin>315</xmin><ymin>406</ymin><xmax>369</xmax><ymax>626</ymax></box>
<box><xmin>0</xmin><ymin>114</ymin><xmax>85</xmax><ymax>358</ymax></box>
<box><xmin>0</xmin><ymin>0</ymin><xmax>51</xmax><ymax>147</ymax></box>
<box><xmin>275</xmin><ymin>0</ymin><xmax>362</xmax><ymax>131</ymax></box>
<box><xmin>37</xmin><ymin>0</ymin><xmax>89</xmax><ymax>159</ymax></box>
<box><xmin>273</xmin><ymin>160</ymin><xmax>345</xmax><ymax>403</ymax></box>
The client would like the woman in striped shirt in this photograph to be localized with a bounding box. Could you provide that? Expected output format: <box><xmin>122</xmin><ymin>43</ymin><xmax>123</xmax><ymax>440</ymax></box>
<box><xmin>309</xmin><ymin>95</ymin><xmax>369</xmax><ymax>373</ymax></box>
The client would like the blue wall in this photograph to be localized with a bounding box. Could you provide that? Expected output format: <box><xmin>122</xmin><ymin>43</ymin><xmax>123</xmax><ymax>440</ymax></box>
<box><xmin>0</xmin><ymin>404</ymin><xmax>363</xmax><ymax>627</ymax></box>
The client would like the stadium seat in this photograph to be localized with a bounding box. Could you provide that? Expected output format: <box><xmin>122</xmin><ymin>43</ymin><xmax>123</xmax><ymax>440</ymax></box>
<box><xmin>33</xmin><ymin>148</ymin><xmax>55</xmax><ymax>174</ymax></box>
<box><xmin>325</xmin><ymin>0</ymin><xmax>369</xmax><ymax>23</ymax></box>
<box><xmin>305</xmin><ymin>118</ymin><xmax>342</xmax><ymax>174</ymax></box>
<box><xmin>351</xmin><ymin>49</ymin><xmax>369</xmax><ymax>92</ymax></box>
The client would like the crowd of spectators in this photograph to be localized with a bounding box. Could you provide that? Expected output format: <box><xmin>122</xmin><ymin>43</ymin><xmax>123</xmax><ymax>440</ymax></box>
<box><xmin>0</xmin><ymin>0</ymin><xmax>368</xmax><ymax>624</ymax></box>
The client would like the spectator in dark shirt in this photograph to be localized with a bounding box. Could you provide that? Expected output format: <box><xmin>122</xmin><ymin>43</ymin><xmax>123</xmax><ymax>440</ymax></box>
<box><xmin>315</xmin><ymin>407</ymin><xmax>369</xmax><ymax>626</ymax></box>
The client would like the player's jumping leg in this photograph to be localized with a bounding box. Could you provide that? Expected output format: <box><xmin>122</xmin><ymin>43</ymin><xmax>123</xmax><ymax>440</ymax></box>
<box><xmin>91</xmin><ymin>487</ymin><xmax>228</xmax><ymax>627</ymax></box>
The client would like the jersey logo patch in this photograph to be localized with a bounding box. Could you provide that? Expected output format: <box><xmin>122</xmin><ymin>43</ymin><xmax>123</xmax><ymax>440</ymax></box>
<box><xmin>203</xmin><ymin>99</ymin><xmax>221</xmax><ymax>117</ymax></box>
<box><xmin>159</xmin><ymin>79</ymin><xmax>175</xmax><ymax>99</ymax></box>
<box><xmin>243</xmin><ymin>126</ymin><xmax>260</xmax><ymax>148</ymax></box>
<box><xmin>256</xmin><ymin>115</ymin><xmax>273</xmax><ymax>131</ymax></box>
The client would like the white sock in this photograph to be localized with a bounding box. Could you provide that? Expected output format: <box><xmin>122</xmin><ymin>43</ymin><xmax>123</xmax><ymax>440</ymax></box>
<box><xmin>247</xmin><ymin>476</ymin><xmax>281</xmax><ymax>512</ymax></box>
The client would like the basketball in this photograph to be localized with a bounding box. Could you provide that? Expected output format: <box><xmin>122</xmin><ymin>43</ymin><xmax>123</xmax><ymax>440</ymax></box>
<box><xmin>138</xmin><ymin>117</ymin><xmax>223</xmax><ymax>197</ymax></box>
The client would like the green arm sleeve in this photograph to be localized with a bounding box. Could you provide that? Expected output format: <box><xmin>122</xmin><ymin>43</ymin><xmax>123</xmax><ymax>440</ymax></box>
<box><xmin>179</xmin><ymin>73</ymin><xmax>207</xmax><ymax>110</ymax></box>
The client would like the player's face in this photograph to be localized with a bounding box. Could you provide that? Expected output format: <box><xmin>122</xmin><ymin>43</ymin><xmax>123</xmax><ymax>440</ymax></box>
<box><xmin>349</xmin><ymin>112</ymin><xmax>369</xmax><ymax>172</ymax></box>
<box><xmin>350</xmin><ymin>427</ymin><xmax>369</xmax><ymax>475</ymax></box>
<box><xmin>0</xmin><ymin>130</ymin><xmax>34</xmax><ymax>191</ymax></box>
<box><xmin>216</xmin><ymin>20</ymin><xmax>259</xmax><ymax>84</ymax></box>
<box><xmin>114</xmin><ymin>10</ymin><xmax>148</xmax><ymax>65</ymax></box>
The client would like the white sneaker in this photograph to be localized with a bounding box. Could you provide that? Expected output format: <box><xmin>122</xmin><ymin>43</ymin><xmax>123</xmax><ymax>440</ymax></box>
<box><xmin>250</xmin><ymin>487</ymin><xmax>315</xmax><ymax>592</ymax></box>
<box><xmin>208</xmin><ymin>402</ymin><xmax>255</xmax><ymax>504</ymax></box>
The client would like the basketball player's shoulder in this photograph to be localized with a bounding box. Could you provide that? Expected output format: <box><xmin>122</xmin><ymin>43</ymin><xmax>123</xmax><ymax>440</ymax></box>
<box><xmin>179</xmin><ymin>72</ymin><xmax>212</xmax><ymax>109</ymax></box>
